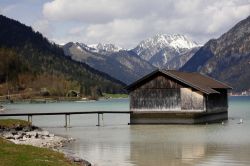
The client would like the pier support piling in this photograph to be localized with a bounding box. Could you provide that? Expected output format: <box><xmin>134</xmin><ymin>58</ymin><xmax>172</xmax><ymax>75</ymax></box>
<box><xmin>102</xmin><ymin>114</ymin><xmax>104</xmax><ymax>126</ymax></box>
<box><xmin>28</xmin><ymin>115</ymin><xmax>32</xmax><ymax>124</ymax></box>
<box><xmin>64</xmin><ymin>114</ymin><xmax>71</xmax><ymax>128</ymax></box>
<box><xmin>97</xmin><ymin>113</ymin><xmax>100</xmax><ymax>126</ymax></box>
<box><xmin>69</xmin><ymin>114</ymin><xmax>70</xmax><ymax>127</ymax></box>
<box><xmin>65</xmin><ymin>115</ymin><xmax>67</xmax><ymax>128</ymax></box>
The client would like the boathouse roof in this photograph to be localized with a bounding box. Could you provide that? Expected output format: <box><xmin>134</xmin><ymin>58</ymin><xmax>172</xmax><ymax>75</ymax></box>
<box><xmin>126</xmin><ymin>69</ymin><xmax>232</xmax><ymax>94</ymax></box>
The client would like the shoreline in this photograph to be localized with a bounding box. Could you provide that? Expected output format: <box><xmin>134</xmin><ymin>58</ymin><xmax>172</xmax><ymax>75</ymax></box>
<box><xmin>0</xmin><ymin>96</ymin><xmax>128</xmax><ymax>104</ymax></box>
<box><xmin>0</xmin><ymin>122</ymin><xmax>91</xmax><ymax>166</ymax></box>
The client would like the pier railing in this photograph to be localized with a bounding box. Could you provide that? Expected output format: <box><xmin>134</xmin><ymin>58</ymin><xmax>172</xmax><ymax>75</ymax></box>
<box><xmin>0</xmin><ymin>111</ymin><xmax>132</xmax><ymax>127</ymax></box>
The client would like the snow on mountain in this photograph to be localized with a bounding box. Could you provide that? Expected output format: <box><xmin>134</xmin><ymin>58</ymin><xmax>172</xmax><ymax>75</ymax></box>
<box><xmin>132</xmin><ymin>34</ymin><xmax>200</xmax><ymax>69</ymax></box>
<box><xmin>62</xmin><ymin>34</ymin><xmax>200</xmax><ymax>83</ymax></box>
<box><xmin>62</xmin><ymin>42</ymin><xmax>156</xmax><ymax>84</ymax></box>
<box><xmin>87</xmin><ymin>43</ymin><xmax>123</xmax><ymax>54</ymax></box>
<box><xmin>167</xmin><ymin>34</ymin><xmax>199</xmax><ymax>49</ymax></box>
<box><xmin>76</xmin><ymin>45</ymin><xmax>83</xmax><ymax>51</ymax></box>
<box><xmin>70</xmin><ymin>42</ymin><xmax>124</xmax><ymax>55</ymax></box>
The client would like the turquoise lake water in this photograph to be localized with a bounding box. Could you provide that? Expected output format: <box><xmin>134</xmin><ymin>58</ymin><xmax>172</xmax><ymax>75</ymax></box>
<box><xmin>1</xmin><ymin>96</ymin><xmax>250</xmax><ymax>166</ymax></box>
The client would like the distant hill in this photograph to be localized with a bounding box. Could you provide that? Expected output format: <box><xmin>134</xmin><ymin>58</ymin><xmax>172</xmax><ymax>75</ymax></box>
<box><xmin>0</xmin><ymin>15</ymin><xmax>126</xmax><ymax>97</ymax></box>
<box><xmin>63</xmin><ymin>42</ymin><xmax>156</xmax><ymax>85</ymax></box>
<box><xmin>181</xmin><ymin>15</ymin><xmax>250</xmax><ymax>92</ymax></box>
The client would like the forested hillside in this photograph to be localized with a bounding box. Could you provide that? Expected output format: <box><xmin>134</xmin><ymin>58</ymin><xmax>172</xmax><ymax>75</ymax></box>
<box><xmin>0</xmin><ymin>15</ymin><xmax>125</xmax><ymax>98</ymax></box>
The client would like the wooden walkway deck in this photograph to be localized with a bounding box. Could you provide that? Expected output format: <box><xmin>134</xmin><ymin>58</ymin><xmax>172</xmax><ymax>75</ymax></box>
<box><xmin>0</xmin><ymin>111</ymin><xmax>132</xmax><ymax>127</ymax></box>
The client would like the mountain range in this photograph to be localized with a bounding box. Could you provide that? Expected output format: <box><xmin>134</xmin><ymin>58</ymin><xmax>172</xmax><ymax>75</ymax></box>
<box><xmin>64</xmin><ymin>16</ymin><xmax>250</xmax><ymax>92</ymax></box>
<box><xmin>1</xmin><ymin>14</ymin><xmax>249</xmax><ymax>93</ymax></box>
<box><xmin>63</xmin><ymin>34</ymin><xmax>200</xmax><ymax>84</ymax></box>
<box><xmin>181</xmin><ymin>15</ymin><xmax>250</xmax><ymax>92</ymax></box>
<box><xmin>63</xmin><ymin>42</ymin><xmax>156</xmax><ymax>85</ymax></box>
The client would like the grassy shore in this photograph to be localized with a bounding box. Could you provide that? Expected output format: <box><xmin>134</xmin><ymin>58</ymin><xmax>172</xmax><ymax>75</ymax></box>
<box><xmin>0</xmin><ymin>119</ymin><xmax>31</xmax><ymax>129</ymax></box>
<box><xmin>0</xmin><ymin>119</ymin><xmax>80</xmax><ymax>166</ymax></box>
<box><xmin>0</xmin><ymin>93</ymin><xmax>128</xmax><ymax>103</ymax></box>
<box><xmin>102</xmin><ymin>93</ymin><xmax>128</xmax><ymax>98</ymax></box>
<box><xmin>0</xmin><ymin>137</ymin><xmax>79</xmax><ymax>166</ymax></box>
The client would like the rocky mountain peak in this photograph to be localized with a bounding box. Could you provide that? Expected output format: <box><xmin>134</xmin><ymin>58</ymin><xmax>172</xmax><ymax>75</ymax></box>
<box><xmin>87</xmin><ymin>43</ymin><xmax>123</xmax><ymax>53</ymax></box>
<box><xmin>132</xmin><ymin>34</ymin><xmax>200</xmax><ymax>69</ymax></box>
<box><xmin>136</xmin><ymin>34</ymin><xmax>198</xmax><ymax>53</ymax></box>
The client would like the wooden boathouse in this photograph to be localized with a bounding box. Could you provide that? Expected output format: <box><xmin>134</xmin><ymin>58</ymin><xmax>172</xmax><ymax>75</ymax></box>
<box><xmin>126</xmin><ymin>69</ymin><xmax>232</xmax><ymax>124</ymax></box>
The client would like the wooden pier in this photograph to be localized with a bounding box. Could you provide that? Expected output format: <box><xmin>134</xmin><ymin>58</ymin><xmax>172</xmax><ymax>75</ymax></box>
<box><xmin>0</xmin><ymin>111</ymin><xmax>132</xmax><ymax>127</ymax></box>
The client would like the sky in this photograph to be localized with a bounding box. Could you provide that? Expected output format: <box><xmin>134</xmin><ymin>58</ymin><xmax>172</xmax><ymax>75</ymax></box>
<box><xmin>0</xmin><ymin>0</ymin><xmax>250</xmax><ymax>48</ymax></box>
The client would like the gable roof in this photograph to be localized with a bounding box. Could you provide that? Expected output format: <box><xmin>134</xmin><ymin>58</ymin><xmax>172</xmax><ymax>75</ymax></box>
<box><xmin>126</xmin><ymin>69</ymin><xmax>232</xmax><ymax>94</ymax></box>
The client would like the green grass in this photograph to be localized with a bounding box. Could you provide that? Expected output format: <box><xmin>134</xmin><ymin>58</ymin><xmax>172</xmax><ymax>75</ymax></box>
<box><xmin>0</xmin><ymin>119</ymin><xmax>31</xmax><ymax>129</ymax></box>
<box><xmin>0</xmin><ymin>119</ymin><xmax>79</xmax><ymax>166</ymax></box>
<box><xmin>102</xmin><ymin>93</ymin><xmax>128</xmax><ymax>98</ymax></box>
<box><xmin>0</xmin><ymin>138</ymin><xmax>78</xmax><ymax>166</ymax></box>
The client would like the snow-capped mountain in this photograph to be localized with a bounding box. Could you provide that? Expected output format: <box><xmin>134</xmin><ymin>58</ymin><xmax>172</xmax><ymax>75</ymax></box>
<box><xmin>75</xmin><ymin>43</ymin><xmax>123</xmax><ymax>55</ymax></box>
<box><xmin>62</xmin><ymin>34</ymin><xmax>199</xmax><ymax>84</ymax></box>
<box><xmin>63</xmin><ymin>42</ymin><xmax>156</xmax><ymax>84</ymax></box>
<box><xmin>132</xmin><ymin>34</ymin><xmax>200</xmax><ymax>69</ymax></box>
<box><xmin>88</xmin><ymin>43</ymin><xmax>123</xmax><ymax>53</ymax></box>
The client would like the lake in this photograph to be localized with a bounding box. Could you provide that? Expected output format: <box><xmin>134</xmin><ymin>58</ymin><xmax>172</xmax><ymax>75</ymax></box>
<box><xmin>1</xmin><ymin>96</ymin><xmax>250</xmax><ymax>166</ymax></box>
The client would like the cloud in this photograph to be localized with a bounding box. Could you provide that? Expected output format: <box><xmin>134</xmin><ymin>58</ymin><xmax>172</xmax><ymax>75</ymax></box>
<box><xmin>41</xmin><ymin>0</ymin><xmax>250</xmax><ymax>48</ymax></box>
<box><xmin>204</xmin><ymin>1</ymin><xmax>250</xmax><ymax>33</ymax></box>
<box><xmin>85</xmin><ymin>19</ymin><xmax>149</xmax><ymax>47</ymax></box>
<box><xmin>52</xmin><ymin>18</ymin><xmax>148</xmax><ymax>47</ymax></box>
<box><xmin>43</xmin><ymin>0</ymin><xmax>128</xmax><ymax>23</ymax></box>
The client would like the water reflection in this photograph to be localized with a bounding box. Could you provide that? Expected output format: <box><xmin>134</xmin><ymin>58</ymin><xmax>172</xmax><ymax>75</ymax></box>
<box><xmin>58</xmin><ymin>126</ymin><xmax>133</xmax><ymax>166</ymax></box>
<box><xmin>130</xmin><ymin>142</ymin><xmax>207</xmax><ymax>166</ymax></box>
<box><xmin>129</xmin><ymin>125</ymin><xmax>207</xmax><ymax>166</ymax></box>
<box><xmin>130</xmin><ymin>121</ymin><xmax>250</xmax><ymax>166</ymax></box>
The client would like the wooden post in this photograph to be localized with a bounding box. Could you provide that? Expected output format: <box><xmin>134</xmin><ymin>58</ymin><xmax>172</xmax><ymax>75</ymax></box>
<box><xmin>65</xmin><ymin>114</ymin><xmax>68</xmax><ymax>128</ymax></box>
<box><xmin>68</xmin><ymin>114</ymin><xmax>70</xmax><ymax>127</ymax></box>
<box><xmin>28</xmin><ymin>115</ymin><xmax>32</xmax><ymax>125</ymax></box>
<box><xmin>102</xmin><ymin>113</ymin><xmax>104</xmax><ymax>126</ymax></box>
<box><xmin>97</xmin><ymin>113</ymin><xmax>100</xmax><ymax>126</ymax></box>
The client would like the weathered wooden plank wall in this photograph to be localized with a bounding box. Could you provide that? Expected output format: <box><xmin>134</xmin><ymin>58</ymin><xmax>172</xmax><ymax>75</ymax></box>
<box><xmin>192</xmin><ymin>91</ymin><xmax>205</xmax><ymax>110</ymax></box>
<box><xmin>206</xmin><ymin>89</ymin><xmax>228</xmax><ymax>112</ymax></box>
<box><xmin>130</xmin><ymin>89</ymin><xmax>181</xmax><ymax>111</ymax></box>
<box><xmin>130</xmin><ymin>75</ymin><xmax>182</xmax><ymax>111</ymax></box>
<box><xmin>180</xmin><ymin>88</ymin><xmax>204</xmax><ymax>111</ymax></box>
<box><xmin>130</xmin><ymin>74</ymin><xmax>206</xmax><ymax>112</ymax></box>
<box><xmin>138</xmin><ymin>75</ymin><xmax>182</xmax><ymax>89</ymax></box>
